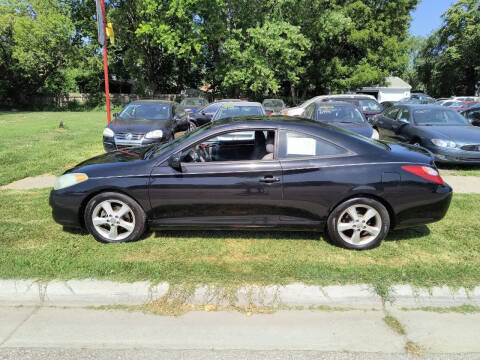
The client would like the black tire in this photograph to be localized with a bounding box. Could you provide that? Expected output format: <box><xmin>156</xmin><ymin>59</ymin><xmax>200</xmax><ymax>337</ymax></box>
<box><xmin>84</xmin><ymin>192</ymin><xmax>146</xmax><ymax>244</ymax></box>
<box><xmin>327</xmin><ymin>197</ymin><xmax>390</xmax><ymax>250</ymax></box>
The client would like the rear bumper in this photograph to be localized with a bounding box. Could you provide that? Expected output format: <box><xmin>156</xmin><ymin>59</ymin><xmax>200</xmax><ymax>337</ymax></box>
<box><xmin>394</xmin><ymin>184</ymin><xmax>453</xmax><ymax>229</ymax></box>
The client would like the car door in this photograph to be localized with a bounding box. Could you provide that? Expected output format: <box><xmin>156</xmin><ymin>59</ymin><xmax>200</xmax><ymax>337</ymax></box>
<box><xmin>277</xmin><ymin>130</ymin><xmax>353</xmax><ymax>227</ymax></box>
<box><xmin>148</xmin><ymin>128</ymin><xmax>283</xmax><ymax>228</ymax></box>
<box><xmin>376</xmin><ymin>106</ymin><xmax>400</xmax><ymax>139</ymax></box>
<box><xmin>392</xmin><ymin>107</ymin><xmax>412</xmax><ymax>142</ymax></box>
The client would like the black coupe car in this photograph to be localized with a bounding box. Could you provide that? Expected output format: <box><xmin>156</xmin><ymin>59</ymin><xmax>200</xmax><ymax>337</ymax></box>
<box><xmin>370</xmin><ymin>104</ymin><xmax>480</xmax><ymax>164</ymax></box>
<box><xmin>302</xmin><ymin>101</ymin><xmax>377</xmax><ymax>139</ymax></box>
<box><xmin>103</xmin><ymin>100</ymin><xmax>187</xmax><ymax>152</ymax></box>
<box><xmin>51</xmin><ymin>117</ymin><xmax>452</xmax><ymax>250</ymax></box>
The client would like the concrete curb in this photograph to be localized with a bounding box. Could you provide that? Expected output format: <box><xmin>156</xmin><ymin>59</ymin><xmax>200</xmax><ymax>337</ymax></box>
<box><xmin>0</xmin><ymin>280</ymin><xmax>479</xmax><ymax>309</ymax></box>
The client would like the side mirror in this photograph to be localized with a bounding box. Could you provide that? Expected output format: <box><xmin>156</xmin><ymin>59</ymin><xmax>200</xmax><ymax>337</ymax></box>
<box><xmin>168</xmin><ymin>153</ymin><xmax>182</xmax><ymax>172</ymax></box>
<box><xmin>472</xmin><ymin>120</ymin><xmax>480</xmax><ymax>127</ymax></box>
<box><xmin>399</xmin><ymin>118</ymin><xmax>409</xmax><ymax>124</ymax></box>
<box><xmin>112</xmin><ymin>113</ymin><xmax>119</xmax><ymax>119</ymax></box>
<box><xmin>201</xmin><ymin>111</ymin><xmax>206</xmax><ymax>116</ymax></box>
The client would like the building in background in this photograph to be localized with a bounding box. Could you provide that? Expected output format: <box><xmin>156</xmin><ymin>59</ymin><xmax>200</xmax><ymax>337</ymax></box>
<box><xmin>358</xmin><ymin>77</ymin><xmax>411</xmax><ymax>102</ymax></box>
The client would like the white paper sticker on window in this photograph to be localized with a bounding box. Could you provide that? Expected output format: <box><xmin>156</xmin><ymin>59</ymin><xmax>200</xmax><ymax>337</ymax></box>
<box><xmin>287</xmin><ymin>137</ymin><xmax>316</xmax><ymax>156</ymax></box>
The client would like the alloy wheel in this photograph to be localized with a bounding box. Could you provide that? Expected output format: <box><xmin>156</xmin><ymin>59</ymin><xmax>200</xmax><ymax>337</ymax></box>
<box><xmin>336</xmin><ymin>204</ymin><xmax>382</xmax><ymax>246</ymax></box>
<box><xmin>91</xmin><ymin>200</ymin><xmax>136</xmax><ymax>242</ymax></box>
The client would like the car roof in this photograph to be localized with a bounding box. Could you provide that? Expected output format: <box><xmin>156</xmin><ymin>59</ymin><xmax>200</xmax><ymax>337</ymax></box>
<box><xmin>394</xmin><ymin>104</ymin><xmax>453</xmax><ymax>110</ymax></box>
<box><xmin>130</xmin><ymin>100</ymin><xmax>175</xmax><ymax>105</ymax></box>
<box><xmin>316</xmin><ymin>94</ymin><xmax>377</xmax><ymax>100</ymax></box>
<box><xmin>216</xmin><ymin>101</ymin><xmax>263</xmax><ymax>107</ymax></box>
<box><xmin>313</xmin><ymin>100</ymin><xmax>356</xmax><ymax>107</ymax></box>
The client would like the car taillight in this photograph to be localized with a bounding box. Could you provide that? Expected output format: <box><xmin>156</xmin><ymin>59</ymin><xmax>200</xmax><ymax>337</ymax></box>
<box><xmin>401</xmin><ymin>165</ymin><xmax>444</xmax><ymax>185</ymax></box>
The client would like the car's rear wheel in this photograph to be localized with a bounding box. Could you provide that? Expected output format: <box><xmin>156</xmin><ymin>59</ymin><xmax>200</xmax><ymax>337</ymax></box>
<box><xmin>84</xmin><ymin>192</ymin><xmax>146</xmax><ymax>243</ymax></box>
<box><xmin>327</xmin><ymin>197</ymin><xmax>390</xmax><ymax>250</ymax></box>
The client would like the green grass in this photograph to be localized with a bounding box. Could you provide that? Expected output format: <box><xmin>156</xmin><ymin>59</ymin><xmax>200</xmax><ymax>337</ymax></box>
<box><xmin>439</xmin><ymin>166</ymin><xmax>480</xmax><ymax>177</ymax></box>
<box><xmin>0</xmin><ymin>189</ymin><xmax>479</xmax><ymax>288</ymax></box>
<box><xmin>0</xmin><ymin>111</ymin><xmax>105</xmax><ymax>186</ymax></box>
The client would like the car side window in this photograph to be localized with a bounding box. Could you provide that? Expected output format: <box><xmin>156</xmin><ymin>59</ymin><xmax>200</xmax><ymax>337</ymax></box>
<box><xmin>384</xmin><ymin>107</ymin><xmax>399</xmax><ymax>119</ymax></box>
<box><xmin>304</xmin><ymin>104</ymin><xmax>315</xmax><ymax>119</ymax></box>
<box><xmin>396</xmin><ymin>108</ymin><xmax>410</xmax><ymax>122</ymax></box>
<box><xmin>181</xmin><ymin>130</ymin><xmax>276</xmax><ymax>163</ymax></box>
<box><xmin>278</xmin><ymin>131</ymin><xmax>347</xmax><ymax>159</ymax></box>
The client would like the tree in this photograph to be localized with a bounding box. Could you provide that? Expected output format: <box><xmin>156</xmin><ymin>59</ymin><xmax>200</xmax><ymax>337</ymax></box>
<box><xmin>415</xmin><ymin>0</ymin><xmax>480</xmax><ymax>97</ymax></box>
<box><xmin>221</xmin><ymin>21</ymin><xmax>310</xmax><ymax>97</ymax></box>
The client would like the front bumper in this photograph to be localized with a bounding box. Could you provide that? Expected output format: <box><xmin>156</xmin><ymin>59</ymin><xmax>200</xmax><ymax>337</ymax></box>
<box><xmin>428</xmin><ymin>146</ymin><xmax>480</xmax><ymax>164</ymax></box>
<box><xmin>103</xmin><ymin>136</ymin><xmax>166</xmax><ymax>152</ymax></box>
<box><xmin>49</xmin><ymin>189</ymin><xmax>85</xmax><ymax>228</ymax></box>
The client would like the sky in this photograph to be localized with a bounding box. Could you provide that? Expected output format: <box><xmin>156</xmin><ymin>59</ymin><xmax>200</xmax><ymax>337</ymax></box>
<box><xmin>409</xmin><ymin>0</ymin><xmax>455</xmax><ymax>37</ymax></box>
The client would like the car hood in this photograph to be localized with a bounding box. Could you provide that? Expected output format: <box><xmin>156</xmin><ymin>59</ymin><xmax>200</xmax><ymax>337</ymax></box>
<box><xmin>66</xmin><ymin>148</ymin><xmax>148</xmax><ymax>176</ymax></box>
<box><xmin>418</xmin><ymin>126</ymin><xmax>480</xmax><ymax>144</ymax></box>
<box><xmin>109</xmin><ymin>119</ymin><xmax>168</xmax><ymax>134</ymax></box>
<box><xmin>328</xmin><ymin>122</ymin><xmax>373</xmax><ymax>138</ymax></box>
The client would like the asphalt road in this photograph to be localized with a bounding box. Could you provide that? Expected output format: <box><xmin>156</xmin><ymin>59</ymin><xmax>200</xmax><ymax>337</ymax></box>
<box><xmin>1</xmin><ymin>306</ymin><xmax>479</xmax><ymax>358</ymax></box>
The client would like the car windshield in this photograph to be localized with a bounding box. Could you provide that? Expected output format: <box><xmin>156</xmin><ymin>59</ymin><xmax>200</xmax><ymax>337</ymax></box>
<box><xmin>413</xmin><ymin>109</ymin><xmax>470</xmax><ymax>126</ymax></box>
<box><xmin>180</xmin><ymin>98</ymin><xmax>208</xmax><ymax>107</ymax></box>
<box><xmin>263</xmin><ymin>99</ymin><xmax>285</xmax><ymax>108</ymax></box>
<box><xmin>146</xmin><ymin>124</ymin><xmax>212</xmax><ymax>159</ymax></box>
<box><xmin>213</xmin><ymin>105</ymin><xmax>263</xmax><ymax>120</ymax></box>
<box><xmin>315</xmin><ymin>104</ymin><xmax>365</xmax><ymax>123</ymax></box>
<box><xmin>119</xmin><ymin>103</ymin><xmax>171</xmax><ymax>121</ymax></box>
<box><xmin>358</xmin><ymin>100</ymin><xmax>382</xmax><ymax>112</ymax></box>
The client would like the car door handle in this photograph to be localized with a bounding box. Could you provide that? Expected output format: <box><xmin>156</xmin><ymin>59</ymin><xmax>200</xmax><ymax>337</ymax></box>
<box><xmin>259</xmin><ymin>176</ymin><xmax>280</xmax><ymax>184</ymax></box>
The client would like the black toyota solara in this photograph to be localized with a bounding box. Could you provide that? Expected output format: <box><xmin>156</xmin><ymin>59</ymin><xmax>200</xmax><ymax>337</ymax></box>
<box><xmin>50</xmin><ymin>116</ymin><xmax>452</xmax><ymax>250</ymax></box>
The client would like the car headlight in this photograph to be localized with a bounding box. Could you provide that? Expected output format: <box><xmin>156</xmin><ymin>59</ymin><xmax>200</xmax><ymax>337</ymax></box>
<box><xmin>54</xmin><ymin>173</ymin><xmax>88</xmax><ymax>190</ymax></box>
<box><xmin>431</xmin><ymin>139</ymin><xmax>456</xmax><ymax>148</ymax></box>
<box><xmin>103</xmin><ymin>128</ymin><xmax>114</xmax><ymax>137</ymax></box>
<box><xmin>145</xmin><ymin>130</ymin><xmax>164</xmax><ymax>139</ymax></box>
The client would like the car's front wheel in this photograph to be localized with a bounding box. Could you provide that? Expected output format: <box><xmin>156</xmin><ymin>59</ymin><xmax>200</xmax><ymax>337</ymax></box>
<box><xmin>84</xmin><ymin>192</ymin><xmax>146</xmax><ymax>243</ymax></box>
<box><xmin>327</xmin><ymin>197</ymin><xmax>390</xmax><ymax>250</ymax></box>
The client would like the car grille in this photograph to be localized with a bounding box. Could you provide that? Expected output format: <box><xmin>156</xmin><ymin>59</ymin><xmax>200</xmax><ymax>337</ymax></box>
<box><xmin>460</xmin><ymin>144</ymin><xmax>480</xmax><ymax>152</ymax></box>
<box><xmin>115</xmin><ymin>132</ymin><xmax>144</xmax><ymax>141</ymax></box>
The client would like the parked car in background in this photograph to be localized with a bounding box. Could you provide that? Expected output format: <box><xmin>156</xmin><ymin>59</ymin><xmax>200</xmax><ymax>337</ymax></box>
<box><xmin>461</xmin><ymin>104</ymin><xmax>480</xmax><ymax>126</ymax></box>
<box><xmin>381</xmin><ymin>101</ymin><xmax>396</xmax><ymax>109</ymax></box>
<box><xmin>316</xmin><ymin>94</ymin><xmax>383</xmax><ymax>122</ymax></box>
<box><xmin>455</xmin><ymin>101</ymin><xmax>480</xmax><ymax>112</ymax></box>
<box><xmin>180</xmin><ymin>97</ymin><xmax>209</xmax><ymax>113</ymax></box>
<box><xmin>103</xmin><ymin>100</ymin><xmax>186</xmax><ymax>152</ymax></box>
<box><xmin>51</xmin><ymin>117</ymin><xmax>452</xmax><ymax>250</ymax></box>
<box><xmin>435</xmin><ymin>99</ymin><xmax>451</xmax><ymax>106</ymax></box>
<box><xmin>451</xmin><ymin>96</ymin><xmax>480</xmax><ymax>102</ymax></box>
<box><xmin>370</xmin><ymin>104</ymin><xmax>480</xmax><ymax>164</ymax></box>
<box><xmin>302</xmin><ymin>101</ymin><xmax>377</xmax><ymax>139</ymax></box>
<box><xmin>410</xmin><ymin>93</ymin><xmax>436</xmax><ymax>104</ymax></box>
<box><xmin>282</xmin><ymin>96</ymin><xmax>324</xmax><ymax>117</ymax></box>
<box><xmin>262</xmin><ymin>99</ymin><xmax>286</xmax><ymax>115</ymax></box>
<box><xmin>187</xmin><ymin>102</ymin><xmax>223</xmax><ymax>131</ymax></box>
<box><xmin>443</xmin><ymin>100</ymin><xmax>465</xmax><ymax>110</ymax></box>
<box><xmin>212</xmin><ymin>102</ymin><xmax>265</xmax><ymax>121</ymax></box>
<box><xmin>397</xmin><ymin>96</ymin><xmax>435</xmax><ymax>105</ymax></box>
